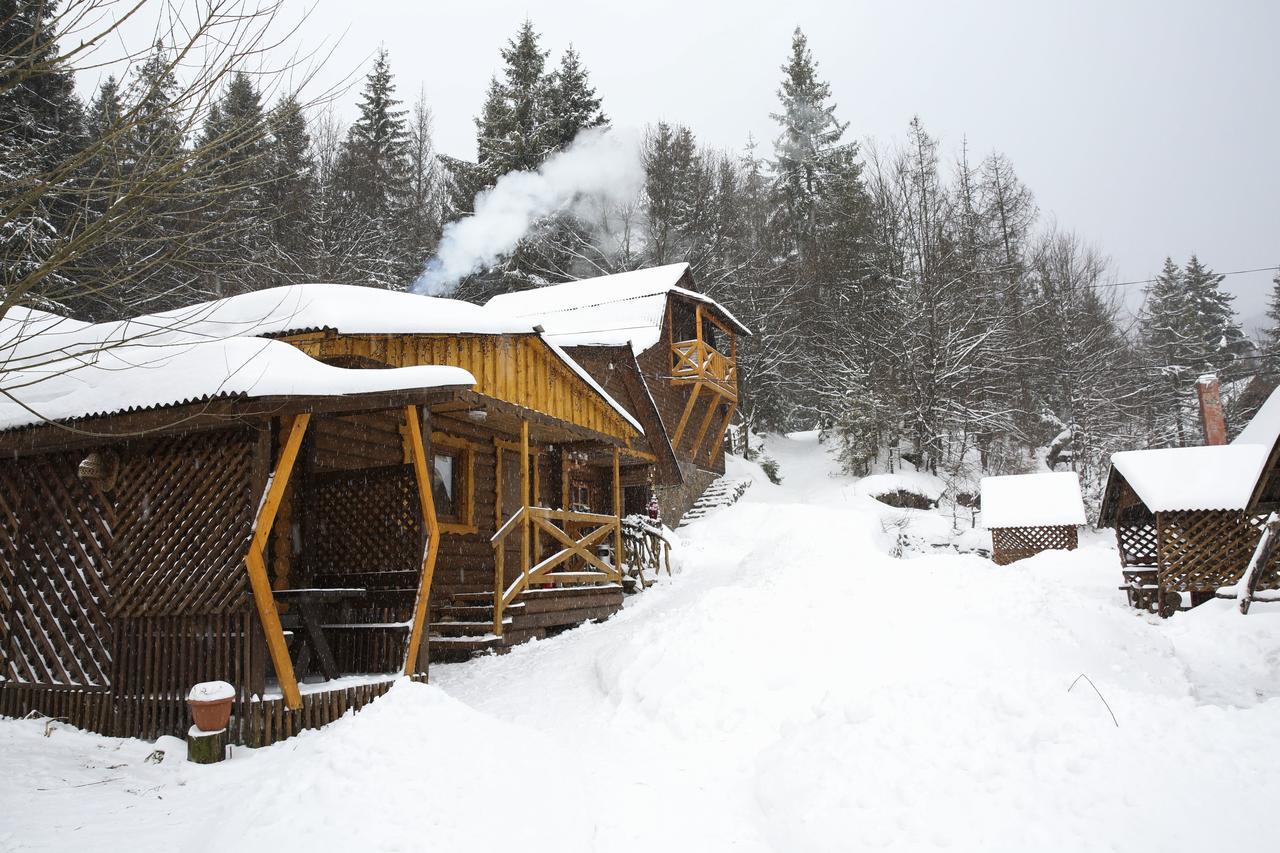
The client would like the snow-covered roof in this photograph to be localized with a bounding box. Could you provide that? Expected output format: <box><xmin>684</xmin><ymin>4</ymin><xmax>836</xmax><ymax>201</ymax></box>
<box><xmin>121</xmin><ymin>282</ymin><xmax>532</xmax><ymax>340</ymax></box>
<box><xmin>0</xmin><ymin>330</ymin><xmax>475</xmax><ymax>432</ymax></box>
<box><xmin>484</xmin><ymin>263</ymin><xmax>750</xmax><ymax>354</ymax></box>
<box><xmin>1109</xmin><ymin>445</ymin><xmax>1269</xmax><ymax>513</ymax></box>
<box><xmin>1104</xmin><ymin>384</ymin><xmax>1280</xmax><ymax>514</ymax></box>
<box><xmin>0</xmin><ymin>284</ymin><xmax>642</xmax><ymax>435</ymax></box>
<box><xmin>981</xmin><ymin>472</ymin><xmax>1086</xmax><ymax>529</ymax></box>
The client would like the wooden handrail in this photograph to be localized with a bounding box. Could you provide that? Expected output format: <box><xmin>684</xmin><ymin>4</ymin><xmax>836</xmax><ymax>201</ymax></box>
<box><xmin>489</xmin><ymin>504</ymin><xmax>622</xmax><ymax>638</ymax></box>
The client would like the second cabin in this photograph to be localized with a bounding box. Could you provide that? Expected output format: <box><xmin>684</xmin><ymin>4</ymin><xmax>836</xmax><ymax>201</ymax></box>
<box><xmin>487</xmin><ymin>263</ymin><xmax>751</xmax><ymax>522</ymax></box>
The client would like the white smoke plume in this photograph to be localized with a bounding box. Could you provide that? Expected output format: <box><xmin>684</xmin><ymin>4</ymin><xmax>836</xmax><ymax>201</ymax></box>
<box><xmin>413</xmin><ymin>127</ymin><xmax>643</xmax><ymax>295</ymax></box>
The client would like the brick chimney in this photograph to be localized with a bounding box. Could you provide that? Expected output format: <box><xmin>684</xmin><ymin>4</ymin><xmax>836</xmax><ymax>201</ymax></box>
<box><xmin>1196</xmin><ymin>374</ymin><xmax>1227</xmax><ymax>446</ymax></box>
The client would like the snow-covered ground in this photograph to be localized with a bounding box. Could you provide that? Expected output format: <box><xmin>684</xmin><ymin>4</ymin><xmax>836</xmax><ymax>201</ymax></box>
<box><xmin>4</xmin><ymin>432</ymin><xmax>1280</xmax><ymax>852</ymax></box>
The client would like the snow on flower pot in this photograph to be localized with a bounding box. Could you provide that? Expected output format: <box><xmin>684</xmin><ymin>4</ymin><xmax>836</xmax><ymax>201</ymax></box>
<box><xmin>187</xmin><ymin>680</ymin><xmax>235</xmax><ymax>733</ymax></box>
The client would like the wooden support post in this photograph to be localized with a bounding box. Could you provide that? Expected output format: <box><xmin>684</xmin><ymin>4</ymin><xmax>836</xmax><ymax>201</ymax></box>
<box><xmin>704</xmin><ymin>402</ymin><xmax>738</xmax><ymax>465</ymax></box>
<box><xmin>521</xmin><ymin>419</ymin><xmax>531</xmax><ymax>590</ymax></box>
<box><xmin>671</xmin><ymin>382</ymin><xmax>703</xmax><ymax>450</ymax></box>
<box><xmin>561</xmin><ymin>446</ymin><xmax>570</xmax><ymax>510</ymax></box>
<box><xmin>403</xmin><ymin>405</ymin><xmax>441</xmax><ymax>675</ymax></box>
<box><xmin>691</xmin><ymin>395</ymin><xmax>720</xmax><ymax>462</ymax></box>
<box><xmin>613</xmin><ymin>447</ymin><xmax>623</xmax><ymax>580</ymax></box>
<box><xmin>246</xmin><ymin>414</ymin><xmax>309</xmax><ymax>711</ymax></box>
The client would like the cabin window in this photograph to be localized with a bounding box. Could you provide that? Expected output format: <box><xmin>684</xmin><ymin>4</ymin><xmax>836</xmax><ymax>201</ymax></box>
<box><xmin>570</xmin><ymin>479</ymin><xmax>593</xmax><ymax>513</ymax></box>
<box><xmin>430</xmin><ymin>432</ymin><xmax>476</xmax><ymax>534</ymax></box>
<box><xmin>432</xmin><ymin>451</ymin><xmax>460</xmax><ymax>521</ymax></box>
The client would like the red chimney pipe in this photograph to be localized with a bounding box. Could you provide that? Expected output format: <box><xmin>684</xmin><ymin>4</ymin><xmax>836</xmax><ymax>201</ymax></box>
<box><xmin>1196</xmin><ymin>374</ymin><xmax>1227</xmax><ymax>446</ymax></box>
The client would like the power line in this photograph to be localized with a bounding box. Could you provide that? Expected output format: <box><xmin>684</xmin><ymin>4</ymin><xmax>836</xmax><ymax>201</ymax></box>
<box><xmin>1098</xmin><ymin>265</ymin><xmax>1279</xmax><ymax>290</ymax></box>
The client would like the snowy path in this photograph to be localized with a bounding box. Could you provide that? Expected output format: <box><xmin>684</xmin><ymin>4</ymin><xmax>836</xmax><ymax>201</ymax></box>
<box><xmin>4</xmin><ymin>433</ymin><xmax>1280</xmax><ymax>852</ymax></box>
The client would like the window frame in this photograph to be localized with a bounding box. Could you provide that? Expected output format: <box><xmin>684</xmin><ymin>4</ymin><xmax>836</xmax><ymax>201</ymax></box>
<box><xmin>430</xmin><ymin>431</ymin><xmax>476</xmax><ymax>535</ymax></box>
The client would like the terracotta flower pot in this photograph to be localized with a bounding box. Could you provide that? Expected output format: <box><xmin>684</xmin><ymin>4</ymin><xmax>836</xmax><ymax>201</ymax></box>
<box><xmin>187</xmin><ymin>681</ymin><xmax>235</xmax><ymax>733</ymax></box>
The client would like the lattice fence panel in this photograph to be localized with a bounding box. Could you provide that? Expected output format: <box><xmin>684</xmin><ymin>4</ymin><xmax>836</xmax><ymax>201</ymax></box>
<box><xmin>307</xmin><ymin>464</ymin><xmax>424</xmax><ymax>579</ymax></box>
<box><xmin>1245</xmin><ymin>514</ymin><xmax>1280</xmax><ymax>591</ymax></box>
<box><xmin>109</xmin><ymin>429</ymin><xmax>258</xmax><ymax>617</ymax></box>
<box><xmin>304</xmin><ymin>464</ymin><xmax>425</xmax><ymax>674</ymax></box>
<box><xmin>1158</xmin><ymin>510</ymin><xmax>1262</xmax><ymax>592</ymax></box>
<box><xmin>0</xmin><ymin>452</ymin><xmax>113</xmax><ymax>686</ymax></box>
<box><xmin>1116</xmin><ymin>522</ymin><xmax>1159</xmax><ymax>568</ymax></box>
<box><xmin>991</xmin><ymin>525</ymin><xmax>1078</xmax><ymax>566</ymax></box>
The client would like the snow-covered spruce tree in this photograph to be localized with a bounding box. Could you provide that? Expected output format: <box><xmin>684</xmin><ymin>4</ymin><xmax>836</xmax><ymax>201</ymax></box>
<box><xmin>449</xmin><ymin>20</ymin><xmax>614</xmax><ymax>300</ymax></box>
<box><xmin>0</xmin><ymin>0</ymin><xmax>86</xmax><ymax>313</ymax></box>
<box><xmin>545</xmin><ymin>44</ymin><xmax>607</xmax><ymax>150</ymax></box>
<box><xmin>263</xmin><ymin>95</ymin><xmax>318</xmax><ymax>287</ymax></box>
<box><xmin>1263</xmin><ymin>270</ymin><xmax>1280</xmax><ymax>372</ymax></box>
<box><xmin>193</xmin><ymin>71</ymin><xmax>271</xmax><ymax>296</ymax></box>
<box><xmin>767</xmin><ymin>27</ymin><xmax>865</xmax><ymax>428</ymax></box>
<box><xmin>1182</xmin><ymin>255</ymin><xmax>1247</xmax><ymax>370</ymax></box>
<box><xmin>1139</xmin><ymin>256</ymin><xmax>1244</xmax><ymax>445</ymax></box>
<box><xmin>330</xmin><ymin>47</ymin><xmax>416</xmax><ymax>289</ymax></box>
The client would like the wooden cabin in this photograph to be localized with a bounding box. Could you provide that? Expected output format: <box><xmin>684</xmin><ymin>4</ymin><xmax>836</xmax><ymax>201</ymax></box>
<box><xmin>487</xmin><ymin>263</ymin><xmax>750</xmax><ymax>523</ymax></box>
<box><xmin>1098</xmin><ymin>388</ymin><xmax>1280</xmax><ymax>616</ymax></box>
<box><xmin>0</xmin><ymin>286</ymin><xmax>647</xmax><ymax>745</ymax></box>
<box><xmin>981</xmin><ymin>472</ymin><xmax>1085</xmax><ymax>565</ymax></box>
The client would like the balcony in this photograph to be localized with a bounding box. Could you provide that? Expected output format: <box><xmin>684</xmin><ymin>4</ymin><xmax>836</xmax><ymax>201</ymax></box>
<box><xmin>671</xmin><ymin>338</ymin><xmax>737</xmax><ymax>400</ymax></box>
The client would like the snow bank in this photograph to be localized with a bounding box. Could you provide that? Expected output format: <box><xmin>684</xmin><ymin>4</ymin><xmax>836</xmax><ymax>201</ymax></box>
<box><xmin>981</xmin><ymin>471</ymin><xmax>1086</xmax><ymax>528</ymax></box>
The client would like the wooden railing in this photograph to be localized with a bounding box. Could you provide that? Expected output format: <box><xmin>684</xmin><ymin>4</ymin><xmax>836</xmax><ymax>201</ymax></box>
<box><xmin>490</xmin><ymin>506</ymin><xmax>622</xmax><ymax>637</ymax></box>
<box><xmin>621</xmin><ymin>515</ymin><xmax>672</xmax><ymax>589</ymax></box>
<box><xmin>671</xmin><ymin>339</ymin><xmax>737</xmax><ymax>395</ymax></box>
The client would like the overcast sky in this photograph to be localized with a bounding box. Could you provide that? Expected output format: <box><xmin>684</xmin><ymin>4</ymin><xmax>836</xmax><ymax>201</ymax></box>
<box><xmin>91</xmin><ymin>0</ymin><xmax>1280</xmax><ymax>327</ymax></box>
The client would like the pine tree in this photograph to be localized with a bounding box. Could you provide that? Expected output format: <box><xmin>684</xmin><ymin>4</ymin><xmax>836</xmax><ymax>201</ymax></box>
<box><xmin>263</xmin><ymin>95</ymin><xmax>317</xmax><ymax>286</ymax></box>
<box><xmin>1263</xmin><ymin>271</ymin><xmax>1280</xmax><ymax>371</ymax></box>
<box><xmin>769</xmin><ymin>27</ymin><xmax>850</xmax><ymax>269</ymax></box>
<box><xmin>404</xmin><ymin>89</ymin><xmax>443</xmax><ymax>273</ymax></box>
<box><xmin>1181</xmin><ymin>254</ymin><xmax>1246</xmax><ymax>370</ymax></box>
<box><xmin>0</xmin><ymin>0</ymin><xmax>86</xmax><ymax>311</ymax></box>
<box><xmin>196</xmin><ymin>71</ymin><xmax>270</xmax><ymax>294</ymax></box>
<box><xmin>545</xmin><ymin>44</ymin><xmax>607</xmax><ymax>149</ymax></box>
<box><xmin>332</xmin><ymin>47</ymin><xmax>414</xmax><ymax>288</ymax></box>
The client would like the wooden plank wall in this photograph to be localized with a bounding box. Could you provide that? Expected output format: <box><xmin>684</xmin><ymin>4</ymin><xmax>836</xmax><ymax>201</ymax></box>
<box><xmin>288</xmin><ymin>333</ymin><xmax>636</xmax><ymax>444</ymax></box>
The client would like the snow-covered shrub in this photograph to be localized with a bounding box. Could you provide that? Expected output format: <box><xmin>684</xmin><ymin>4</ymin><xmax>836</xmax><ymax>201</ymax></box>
<box><xmin>760</xmin><ymin>455</ymin><xmax>783</xmax><ymax>484</ymax></box>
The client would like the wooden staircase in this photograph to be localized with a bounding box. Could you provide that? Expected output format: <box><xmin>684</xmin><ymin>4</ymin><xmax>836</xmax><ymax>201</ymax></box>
<box><xmin>679</xmin><ymin>476</ymin><xmax>752</xmax><ymax>526</ymax></box>
<box><xmin>429</xmin><ymin>583</ymin><xmax>624</xmax><ymax>662</ymax></box>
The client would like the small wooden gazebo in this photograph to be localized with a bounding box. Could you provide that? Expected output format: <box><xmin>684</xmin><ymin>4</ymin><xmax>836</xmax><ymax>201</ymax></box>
<box><xmin>981</xmin><ymin>472</ymin><xmax>1086</xmax><ymax>565</ymax></box>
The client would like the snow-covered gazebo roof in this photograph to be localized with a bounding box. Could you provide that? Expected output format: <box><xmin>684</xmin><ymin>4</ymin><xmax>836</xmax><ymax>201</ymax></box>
<box><xmin>1103</xmin><ymin>385</ymin><xmax>1280</xmax><ymax>515</ymax></box>
<box><xmin>981</xmin><ymin>472</ymin><xmax>1086</xmax><ymax>529</ymax></box>
<box><xmin>484</xmin><ymin>263</ymin><xmax>750</xmax><ymax>354</ymax></box>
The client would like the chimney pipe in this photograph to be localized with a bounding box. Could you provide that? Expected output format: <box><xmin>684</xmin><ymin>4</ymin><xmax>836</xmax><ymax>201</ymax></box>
<box><xmin>1196</xmin><ymin>374</ymin><xmax>1227</xmax><ymax>446</ymax></box>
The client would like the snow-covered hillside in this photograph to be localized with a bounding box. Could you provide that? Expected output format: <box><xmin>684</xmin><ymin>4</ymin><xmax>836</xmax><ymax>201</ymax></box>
<box><xmin>3</xmin><ymin>433</ymin><xmax>1280</xmax><ymax>852</ymax></box>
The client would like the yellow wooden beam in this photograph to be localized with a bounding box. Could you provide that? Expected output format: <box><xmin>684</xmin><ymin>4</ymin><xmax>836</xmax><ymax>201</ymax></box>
<box><xmin>691</xmin><ymin>397</ymin><xmax>720</xmax><ymax>462</ymax></box>
<box><xmin>704</xmin><ymin>401</ymin><xmax>738</xmax><ymax>466</ymax></box>
<box><xmin>247</xmin><ymin>414</ymin><xmax>309</xmax><ymax>710</ymax></box>
<box><xmin>520</xmin><ymin>419</ymin><xmax>530</xmax><ymax>587</ymax></box>
<box><xmin>671</xmin><ymin>381</ymin><xmax>703</xmax><ymax>449</ymax></box>
<box><xmin>613</xmin><ymin>447</ymin><xmax>623</xmax><ymax>576</ymax></box>
<box><xmin>403</xmin><ymin>405</ymin><xmax>442</xmax><ymax>676</ymax></box>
